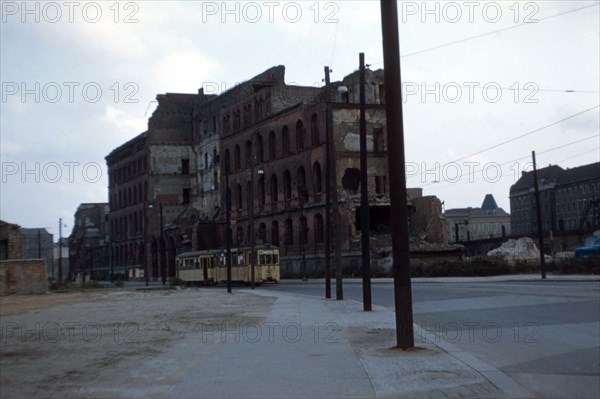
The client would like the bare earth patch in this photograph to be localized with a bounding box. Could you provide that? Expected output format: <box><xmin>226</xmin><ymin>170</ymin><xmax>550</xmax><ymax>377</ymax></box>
<box><xmin>0</xmin><ymin>288</ymin><xmax>275</xmax><ymax>399</ymax></box>
<box><xmin>0</xmin><ymin>291</ymin><xmax>90</xmax><ymax>316</ymax></box>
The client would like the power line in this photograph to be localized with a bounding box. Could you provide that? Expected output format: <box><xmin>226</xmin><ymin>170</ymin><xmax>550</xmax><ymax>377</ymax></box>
<box><xmin>412</xmin><ymin>84</ymin><xmax>600</xmax><ymax>95</ymax></box>
<box><xmin>370</xmin><ymin>3</ymin><xmax>599</xmax><ymax>64</ymax></box>
<box><xmin>452</xmin><ymin>104</ymin><xmax>599</xmax><ymax>164</ymax></box>
<box><xmin>418</xmin><ymin>146</ymin><xmax>599</xmax><ymax>191</ymax></box>
<box><xmin>406</xmin><ymin>107</ymin><xmax>599</xmax><ymax>186</ymax></box>
<box><xmin>410</xmin><ymin>134</ymin><xmax>600</xmax><ymax>188</ymax></box>
<box><xmin>554</xmin><ymin>147</ymin><xmax>600</xmax><ymax>165</ymax></box>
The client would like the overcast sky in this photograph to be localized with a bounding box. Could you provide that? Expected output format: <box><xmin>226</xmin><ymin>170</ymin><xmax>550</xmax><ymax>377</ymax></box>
<box><xmin>1</xmin><ymin>0</ymin><xmax>599</xmax><ymax>238</ymax></box>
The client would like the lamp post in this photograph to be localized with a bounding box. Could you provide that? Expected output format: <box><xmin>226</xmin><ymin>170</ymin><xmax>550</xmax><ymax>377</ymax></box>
<box><xmin>148</xmin><ymin>202</ymin><xmax>166</xmax><ymax>285</ymax></box>
<box><xmin>143</xmin><ymin>201</ymin><xmax>149</xmax><ymax>286</ymax></box>
<box><xmin>225</xmin><ymin>165</ymin><xmax>232</xmax><ymax>294</ymax></box>
<box><xmin>324</xmin><ymin>66</ymin><xmax>332</xmax><ymax>299</ymax></box>
<box><xmin>323</xmin><ymin>66</ymin><xmax>345</xmax><ymax>300</ymax></box>
<box><xmin>249</xmin><ymin>160</ymin><xmax>264</xmax><ymax>290</ymax></box>
<box><xmin>300</xmin><ymin>194</ymin><xmax>308</xmax><ymax>281</ymax></box>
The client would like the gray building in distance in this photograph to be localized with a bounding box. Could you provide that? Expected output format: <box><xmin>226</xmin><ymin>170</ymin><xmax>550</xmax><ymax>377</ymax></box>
<box><xmin>445</xmin><ymin>194</ymin><xmax>511</xmax><ymax>243</ymax></box>
<box><xmin>510</xmin><ymin>162</ymin><xmax>600</xmax><ymax>237</ymax></box>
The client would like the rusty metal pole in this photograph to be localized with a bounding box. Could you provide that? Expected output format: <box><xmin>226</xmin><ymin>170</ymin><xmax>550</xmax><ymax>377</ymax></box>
<box><xmin>250</xmin><ymin>163</ymin><xmax>255</xmax><ymax>289</ymax></box>
<box><xmin>159</xmin><ymin>203</ymin><xmax>166</xmax><ymax>285</ymax></box>
<box><xmin>226</xmin><ymin>171</ymin><xmax>233</xmax><ymax>293</ymax></box>
<box><xmin>359</xmin><ymin>52</ymin><xmax>372</xmax><ymax>311</ymax></box>
<box><xmin>380</xmin><ymin>0</ymin><xmax>415</xmax><ymax>349</ymax></box>
<box><xmin>324</xmin><ymin>66</ymin><xmax>332</xmax><ymax>299</ymax></box>
<box><xmin>532</xmin><ymin>151</ymin><xmax>547</xmax><ymax>279</ymax></box>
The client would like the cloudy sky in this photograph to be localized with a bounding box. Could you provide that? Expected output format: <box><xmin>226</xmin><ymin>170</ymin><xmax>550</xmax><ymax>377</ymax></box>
<box><xmin>1</xmin><ymin>0</ymin><xmax>599</xmax><ymax>238</ymax></box>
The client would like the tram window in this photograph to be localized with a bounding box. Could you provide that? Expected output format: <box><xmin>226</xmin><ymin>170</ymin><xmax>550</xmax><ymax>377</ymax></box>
<box><xmin>273</xmin><ymin>255</ymin><xmax>278</xmax><ymax>264</ymax></box>
<box><xmin>260</xmin><ymin>255</ymin><xmax>265</xmax><ymax>265</ymax></box>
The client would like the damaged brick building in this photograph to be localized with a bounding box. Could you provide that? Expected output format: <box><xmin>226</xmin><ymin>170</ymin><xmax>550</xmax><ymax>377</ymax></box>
<box><xmin>68</xmin><ymin>203</ymin><xmax>110</xmax><ymax>281</ymax></box>
<box><xmin>105</xmin><ymin>66</ymin><xmax>446</xmax><ymax>279</ymax></box>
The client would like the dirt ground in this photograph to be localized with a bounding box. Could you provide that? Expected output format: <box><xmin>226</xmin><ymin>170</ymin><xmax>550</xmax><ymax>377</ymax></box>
<box><xmin>0</xmin><ymin>287</ymin><xmax>275</xmax><ymax>399</ymax></box>
<box><xmin>0</xmin><ymin>291</ymin><xmax>89</xmax><ymax>316</ymax></box>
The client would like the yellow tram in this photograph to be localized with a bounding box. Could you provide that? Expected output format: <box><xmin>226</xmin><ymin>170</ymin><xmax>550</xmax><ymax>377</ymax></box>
<box><xmin>175</xmin><ymin>245</ymin><xmax>280</xmax><ymax>285</ymax></box>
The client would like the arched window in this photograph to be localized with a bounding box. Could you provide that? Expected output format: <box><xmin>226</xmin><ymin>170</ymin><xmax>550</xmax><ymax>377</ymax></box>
<box><xmin>270</xmin><ymin>174</ymin><xmax>278</xmax><ymax>210</ymax></box>
<box><xmin>247</xmin><ymin>223</ymin><xmax>254</xmax><ymax>245</ymax></box>
<box><xmin>268</xmin><ymin>131</ymin><xmax>277</xmax><ymax>160</ymax></box>
<box><xmin>282</xmin><ymin>126</ymin><xmax>290</xmax><ymax>156</ymax></box>
<box><xmin>283</xmin><ymin>170</ymin><xmax>292</xmax><ymax>204</ymax></box>
<box><xmin>310</xmin><ymin>113</ymin><xmax>319</xmax><ymax>146</ymax></box>
<box><xmin>234</xmin><ymin>145</ymin><xmax>241</xmax><ymax>170</ymax></box>
<box><xmin>256</xmin><ymin>134</ymin><xmax>264</xmax><ymax>163</ymax></box>
<box><xmin>314</xmin><ymin>214</ymin><xmax>324</xmax><ymax>244</ymax></box>
<box><xmin>284</xmin><ymin>219</ymin><xmax>294</xmax><ymax>246</ymax></box>
<box><xmin>226</xmin><ymin>185</ymin><xmax>232</xmax><ymax>210</ymax></box>
<box><xmin>233</xmin><ymin>109</ymin><xmax>240</xmax><ymax>131</ymax></box>
<box><xmin>300</xmin><ymin>216</ymin><xmax>308</xmax><ymax>249</ymax></box>
<box><xmin>246</xmin><ymin>180</ymin><xmax>253</xmax><ymax>211</ymax></box>
<box><xmin>243</xmin><ymin>104</ymin><xmax>252</xmax><ymax>127</ymax></box>
<box><xmin>297</xmin><ymin>166</ymin><xmax>308</xmax><ymax>204</ymax></box>
<box><xmin>271</xmin><ymin>221</ymin><xmax>279</xmax><ymax>246</ymax></box>
<box><xmin>224</xmin><ymin>149</ymin><xmax>231</xmax><ymax>173</ymax></box>
<box><xmin>312</xmin><ymin>162</ymin><xmax>322</xmax><ymax>196</ymax></box>
<box><xmin>236</xmin><ymin>184</ymin><xmax>242</xmax><ymax>211</ymax></box>
<box><xmin>233</xmin><ymin>110</ymin><xmax>238</xmax><ymax>131</ymax></box>
<box><xmin>245</xmin><ymin>140</ymin><xmax>253</xmax><ymax>166</ymax></box>
<box><xmin>236</xmin><ymin>226</ymin><xmax>244</xmax><ymax>245</ymax></box>
<box><xmin>258</xmin><ymin>175</ymin><xmax>265</xmax><ymax>210</ymax></box>
<box><xmin>258</xmin><ymin>223</ymin><xmax>267</xmax><ymax>244</ymax></box>
<box><xmin>296</xmin><ymin>119</ymin><xmax>305</xmax><ymax>151</ymax></box>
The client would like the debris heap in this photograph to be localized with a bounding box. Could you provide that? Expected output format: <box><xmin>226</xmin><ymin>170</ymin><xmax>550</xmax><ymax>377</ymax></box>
<box><xmin>487</xmin><ymin>237</ymin><xmax>543</xmax><ymax>260</ymax></box>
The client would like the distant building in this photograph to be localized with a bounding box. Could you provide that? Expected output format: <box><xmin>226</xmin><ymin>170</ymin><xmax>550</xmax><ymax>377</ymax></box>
<box><xmin>445</xmin><ymin>194</ymin><xmax>511</xmax><ymax>243</ymax></box>
<box><xmin>68</xmin><ymin>203</ymin><xmax>110</xmax><ymax>280</ymax></box>
<box><xmin>510</xmin><ymin>162</ymin><xmax>600</xmax><ymax>236</ymax></box>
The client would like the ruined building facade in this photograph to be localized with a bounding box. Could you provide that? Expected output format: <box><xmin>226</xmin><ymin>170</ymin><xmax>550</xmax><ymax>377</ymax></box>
<box><xmin>105</xmin><ymin>66</ymin><xmax>444</xmax><ymax>279</ymax></box>
<box><xmin>68</xmin><ymin>203</ymin><xmax>110</xmax><ymax>280</ymax></box>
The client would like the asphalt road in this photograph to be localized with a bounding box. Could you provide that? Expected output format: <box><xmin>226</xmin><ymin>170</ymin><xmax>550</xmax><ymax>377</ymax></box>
<box><xmin>267</xmin><ymin>279</ymin><xmax>600</xmax><ymax>399</ymax></box>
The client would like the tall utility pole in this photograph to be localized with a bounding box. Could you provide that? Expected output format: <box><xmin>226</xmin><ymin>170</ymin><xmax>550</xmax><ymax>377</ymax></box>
<box><xmin>143</xmin><ymin>202</ymin><xmax>149</xmax><ymax>286</ymax></box>
<box><xmin>359</xmin><ymin>52</ymin><xmax>372</xmax><ymax>311</ymax></box>
<box><xmin>225</xmin><ymin>170</ymin><xmax>233</xmax><ymax>293</ymax></box>
<box><xmin>380</xmin><ymin>0</ymin><xmax>415</xmax><ymax>349</ymax></box>
<box><xmin>159</xmin><ymin>203</ymin><xmax>166</xmax><ymax>285</ymax></box>
<box><xmin>58</xmin><ymin>218</ymin><xmax>63</xmax><ymax>283</ymax></box>
<box><xmin>300</xmin><ymin>194</ymin><xmax>308</xmax><ymax>281</ymax></box>
<box><xmin>249</xmin><ymin>162</ymin><xmax>256</xmax><ymax>289</ymax></box>
<box><xmin>532</xmin><ymin>151</ymin><xmax>547</xmax><ymax>279</ymax></box>
<box><xmin>327</xmin><ymin>76</ymin><xmax>344</xmax><ymax>301</ymax></box>
<box><xmin>324</xmin><ymin>66</ymin><xmax>332</xmax><ymax>299</ymax></box>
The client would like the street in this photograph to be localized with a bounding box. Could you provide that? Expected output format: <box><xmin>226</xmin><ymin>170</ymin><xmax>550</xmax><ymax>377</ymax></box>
<box><xmin>268</xmin><ymin>278</ymin><xmax>600</xmax><ymax>399</ymax></box>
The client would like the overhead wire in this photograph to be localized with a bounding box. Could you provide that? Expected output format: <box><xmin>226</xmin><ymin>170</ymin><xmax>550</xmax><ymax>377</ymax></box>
<box><xmin>369</xmin><ymin>3</ymin><xmax>599</xmax><ymax>64</ymax></box>
<box><xmin>413</xmin><ymin>137</ymin><xmax>600</xmax><ymax>190</ymax></box>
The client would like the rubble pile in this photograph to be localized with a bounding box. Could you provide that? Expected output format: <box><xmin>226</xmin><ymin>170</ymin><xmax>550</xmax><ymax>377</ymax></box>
<box><xmin>487</xmin><ymin>237</ymin><xmax>543</xmax><ymax>260</ymax></box>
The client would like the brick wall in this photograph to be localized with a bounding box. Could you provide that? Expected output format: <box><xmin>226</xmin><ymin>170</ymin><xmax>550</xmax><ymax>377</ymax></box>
<box><xmin>0</xmin><ymin>259</ymin><xmax>47</xmax><ymax>296</ymax></box>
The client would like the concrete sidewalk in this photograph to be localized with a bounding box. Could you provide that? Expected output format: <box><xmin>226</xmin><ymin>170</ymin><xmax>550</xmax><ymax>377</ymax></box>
<box><xmin>170</xmin><ymin>289</ymin><xmax>526</xmax><ymax>399</ymax></box>
<box><xmin>0</xmin><ymin>287</ymin><xmax>537</xmax><ymax>398</ymax></box>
